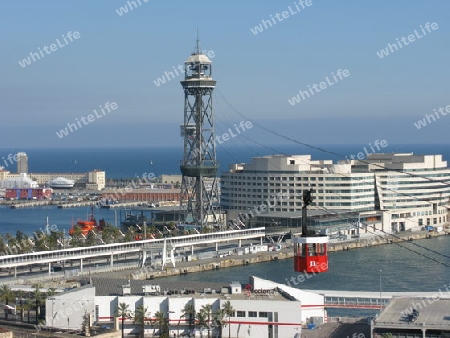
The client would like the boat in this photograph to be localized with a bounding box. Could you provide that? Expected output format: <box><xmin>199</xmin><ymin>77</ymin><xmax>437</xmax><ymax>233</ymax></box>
<box><xmin>69</xmin><ymin>207</ymin><xmax>105</xmax><ymax>236</ymax></box>
<box><xmin>48</xmin><ymin>177</ymin><xmax>75</xmax><ymax>189</ymax></box>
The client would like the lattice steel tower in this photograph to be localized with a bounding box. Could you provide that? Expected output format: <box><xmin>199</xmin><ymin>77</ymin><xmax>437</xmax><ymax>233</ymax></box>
<box><xmin>179</xmin><ymin>38</ymin><xmax>221</xmax><ymax>228</ymax></box>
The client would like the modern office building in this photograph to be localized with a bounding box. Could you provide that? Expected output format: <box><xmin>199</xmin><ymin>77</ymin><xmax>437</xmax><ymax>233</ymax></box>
<box><xmin>221</xmin><ymin>153</ymin><xmax>450</xmax><ymax>234</ymax></box>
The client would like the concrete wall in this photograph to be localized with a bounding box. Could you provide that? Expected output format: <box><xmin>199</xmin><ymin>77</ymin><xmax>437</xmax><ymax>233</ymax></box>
<box><xmin>251</xmin><ymin>275</ymin><xmax>325</xmax><ymax>323</ymax></box>
<box><xmin>46</xmin><ymin>286</ymin><xmax>95</xmax><ymax>330</ymax></box>
<box><xmin>224</xmin><ymin>299</ymin><xmax>301</xmax><ymax>338</ymax></box>
<box><xmin>94</xmin><ymin>290</ymin><xmax>307</xmax><ymax>337</ymax></box>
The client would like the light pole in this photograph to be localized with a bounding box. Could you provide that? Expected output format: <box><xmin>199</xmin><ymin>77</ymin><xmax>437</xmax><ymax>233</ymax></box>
<box><xmin>379</xmin><ymin>270</ymin><xmax>383</xmax><ymax>311</ymax></box>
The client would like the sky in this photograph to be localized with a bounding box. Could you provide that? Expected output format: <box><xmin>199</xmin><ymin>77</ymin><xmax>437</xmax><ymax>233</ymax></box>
<box><xmin>1</xmin><ymin>0</ymin><xmax>449</xmax><ymax>148</ymax></box>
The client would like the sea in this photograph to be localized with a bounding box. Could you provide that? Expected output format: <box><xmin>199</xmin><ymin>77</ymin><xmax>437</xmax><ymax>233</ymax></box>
<box><xmin>0</xmin><ymin>144</ymin><xmax>449</xmax><ymax>315</ymax></box>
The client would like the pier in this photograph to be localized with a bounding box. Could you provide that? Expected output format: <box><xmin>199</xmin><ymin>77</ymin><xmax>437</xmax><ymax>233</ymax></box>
<box><xmin>9</xmin><ymin>201</ymin><xmax>51</xmax><ymax>208</ymax></box>
<box><xmin>102</xmin><ymin>201</ymin><xmax>147</xmax><ymax>209</ymax></box>
<box><xmin>57</xmin><ymin>201</ymin><xmax>97</xmax><ymax>208</ymax></box>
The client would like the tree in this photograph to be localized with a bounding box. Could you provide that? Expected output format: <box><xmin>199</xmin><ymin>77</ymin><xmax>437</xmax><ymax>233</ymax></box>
<box><xmin>222</xmin><ymin>301</ymin><xmax>235</xmax><ymax>338</ymax></box>
<box><xmin>124</xmin><ymin>226</ymin><xmax>138</xmax><ymax>242</ymax></box>
<box><xmin>0</xmin><ymin>285</ymin><xmax>14</xmax><ymax>319</ymax></box>
<box><xmin>85</xmin><ymin>231</ymin><xmax>97</xmax><ymax>247</ymax></box>
<box><xmin>181</xmin><ymin>303</ymin><xmax>195</xmax><ymax>336</ymax></box>
<box><xmin>212</xmin><ymin>309</ymin><xmax>226</xmax><ymax>338</ymax></box>
<box><xmin>116</xmin><ymin>302</ymin><xmax>131</xmax><ymax>338</ymax></box>
<box><xmin>17</xmin><ymin>290</ymin><xmax>24</xmax><ymax>322</ymax></box>
<box><xmin>200</xmin><ymin>304</ymin><xmax>213</xmax><ymax>338</ymax></box>
<box><xmin>69</xmin><ymin>226</ymin><xmax>85</xmax><ymax>247</ymax></box>
<box><xmin>32</xmin><ymin>284</ymin><xmax>43</xmax><ymax>324</ymax></box>
<box><xmin>152</xmin><ymin>311</ymin><xmax>168</xmax><ymax>337</ymax></box>
<box><xmin>196</xmin><ymin>311</ymin><xmax>207</xmax><ymax>338</ymax></box>
<box><xmin>24</xmin><ymin>298</ymin><xmax>34</xmax><ymax>323</ymax></box>
<box><xmin>101</xmin><ymin>223</ymin><xmax>123</xmax><ymax>244</ymax></box>
<box><xmin>46</xmin><ymin>288</ymin><xmax>57</xmax><ymax>298</ymax></box>
<box><xmin>134</xmin><ymin>305</ymin><xmax>148</xmax><ymax>338</ymax></box>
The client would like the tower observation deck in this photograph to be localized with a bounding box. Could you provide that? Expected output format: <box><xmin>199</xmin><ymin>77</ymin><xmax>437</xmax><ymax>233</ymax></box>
<box><xmin>179</xmin><ymin>37</ymin><xmax>223</xmax><ymax>228</ymax></box>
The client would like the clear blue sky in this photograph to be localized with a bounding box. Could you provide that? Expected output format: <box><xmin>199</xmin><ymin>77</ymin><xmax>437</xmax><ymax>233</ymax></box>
<box><xmin>1</xmin><ymin>0</ymin><xmax>449</xmax><ymax>148</ymax></box>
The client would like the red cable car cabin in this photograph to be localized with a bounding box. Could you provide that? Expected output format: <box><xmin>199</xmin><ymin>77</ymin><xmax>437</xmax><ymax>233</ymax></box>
<box><xmin>293</xmin><ymin>235</ymin><xmax>328</xmax><ymax>273</ymax></box>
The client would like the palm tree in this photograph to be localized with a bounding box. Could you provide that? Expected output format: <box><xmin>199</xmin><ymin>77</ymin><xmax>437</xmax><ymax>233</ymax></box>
<box><xmin>213</xmin><ymin>309</ymin><xmax>226</xmax><ymax>338</ymax></box>
<box><xmin>222</xmin><ymin>301</ymin><xmax>235</xmax><ymax>338</ymax></box>
<box><xmin>24</xmin><ymin>299</ymin><xmax>34</xmax><ymax>323</ymax></box>
<box><xmin>17</xmin><ymin>290</ymin><xmax>24</xmax><ymax>322</ymax></box>
<box><xmin>116</xmin><ymin>302</ymin><xmax>131</xmax><ymax>338</ymax></box>
<box><xmin>69</xmin><ymin>226</ymin><xmax>85</xmax><ymax>247</ymax></box>
<box><xmin>196</xmin><ymin>311</ymin><xmax>207</xmax><ymax>338</ymax></box>
<box><xmin>200</xmin><ymin>304</ymin><xmax>213</xmax><ymax>338</ymax></box>
<box><xmin>134</xmin><ymin>305</ymin><xmax>148</xmax><ymax>338</ymax></box>
<box><xmin>152</xmin><ymin>311</ymin><xmax>168</xmax><ymax>337</ymax></box>
<box><xmin>46</xmin><ymin>288</ymin><xmax>57</xmax><ymax>298</ymax></box>
<box><xmin>0</xmin><ymin>285</ymin><xmax>14</xmax><ymax>319</ymax></box>
<box><xmin>32</xmin><ymin>284</ymin><xmax>43</xmax><ymax>324</ymax></box>
<box><xmin>181</xmin><ymin>303</ymin><xmax>195</xmax><ymax>335</ymax></box>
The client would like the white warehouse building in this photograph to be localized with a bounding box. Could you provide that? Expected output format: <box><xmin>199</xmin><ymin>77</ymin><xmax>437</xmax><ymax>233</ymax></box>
<box><xmin>46</xmin><ymin>276</ymin><xmax>325</xmax><ymax>338</ymax></box>
<box><xmin>221</xmin><ymin>153</ymin><xmax>450</xmax><ymax>234</ymax></box>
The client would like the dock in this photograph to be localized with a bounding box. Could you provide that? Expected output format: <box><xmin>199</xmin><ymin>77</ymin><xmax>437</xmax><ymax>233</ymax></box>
<box><xmin>10</xmin><ymin>201</ymin><xmax>51</xmax><ymax>208</ymax></box>
<box><xmin>102</xmin><ymin>201</ymin><xmax>145</xmax><ymax>209</ymax></box>
<box><xmin>57</xmin><ymin>201</ymin><xmax>98</xmax><ymax>208</ymax></box>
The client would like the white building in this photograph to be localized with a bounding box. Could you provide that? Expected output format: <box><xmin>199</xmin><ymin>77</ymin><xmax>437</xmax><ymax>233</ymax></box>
<box><xmin>354</xmin><ymin>153</ymin><xmax>450</xmax><ymax>232</ymax></box>
<box><xmin>0</xmin><ymin>169</ymin><xmax>106</xmax><ymax>190</ymax></box>
<box><xmin>221</xmin><ymin>153</ymin><xmax>450</xmax><ymax>233</ymax></box>
<box><xmin>46</xmin><ymin>276</ymin><xmax>326</xmax><ymax>337</ymax></box>
<box><xmin>0</xmin><ymin>173</ymin><xmax>39</xmax><ymax>189</ymax></box>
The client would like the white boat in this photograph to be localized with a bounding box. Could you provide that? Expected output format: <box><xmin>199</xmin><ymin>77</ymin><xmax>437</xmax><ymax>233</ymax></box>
<box><xmin>48</xmin><ymin>177</ymin><xmax>75</xmax><ymax>189</ymax></box>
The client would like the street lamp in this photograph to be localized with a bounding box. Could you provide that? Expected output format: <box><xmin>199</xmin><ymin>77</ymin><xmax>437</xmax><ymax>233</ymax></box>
<box><xmin>379</xmin><ymin>270</ymin><xmax>383</xmax><ymax>311</ymax></box>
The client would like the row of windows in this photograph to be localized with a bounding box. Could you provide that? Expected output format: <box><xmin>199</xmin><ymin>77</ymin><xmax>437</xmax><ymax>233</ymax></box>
<box><xmin>417</xmin><ymin>217</ymin><xmax>446</xmax><ymax>225</ymax></box>
<box><xmin>235</xmin><ymin>311</ymin><xmax>269</xmax><ymax>318</ymax></box>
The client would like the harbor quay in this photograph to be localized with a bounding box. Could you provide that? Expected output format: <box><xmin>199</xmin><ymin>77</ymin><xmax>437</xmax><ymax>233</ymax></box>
<box><xmin>114</xmin><ymin>229</ymin><xmax>449</xmax><ymax>281</ymax></box>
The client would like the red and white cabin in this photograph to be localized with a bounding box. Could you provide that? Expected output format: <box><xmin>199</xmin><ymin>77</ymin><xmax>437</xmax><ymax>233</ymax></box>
<box><xmin>293</xmin><ymin>236</ymin><xmax>328</xmax><ymax>273</ymax></box>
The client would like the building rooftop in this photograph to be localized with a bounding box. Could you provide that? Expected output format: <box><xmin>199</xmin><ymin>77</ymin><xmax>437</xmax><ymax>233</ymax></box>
<box><xmin>374</xmin><ymin>297</ymin><xmax>450</xmax><ymax>331</ymax></box>
<box><xmin>83</xmin><ymin>277</ymin><xmax>290</xmax><ymax>301</ymax></box>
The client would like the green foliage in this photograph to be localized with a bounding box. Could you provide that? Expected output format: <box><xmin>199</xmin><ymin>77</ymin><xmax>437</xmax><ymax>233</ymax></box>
<box><xmin>134</xmin><ymin>305</ymin><xmax>148</xmax><ymax>338</ymax></box>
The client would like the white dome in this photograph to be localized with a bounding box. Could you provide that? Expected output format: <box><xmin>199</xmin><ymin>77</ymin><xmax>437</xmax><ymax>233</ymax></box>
<box><xmin>185</xmin><ymin>53</ymin><xmax>212</xmax><ymax>64</ymax></box>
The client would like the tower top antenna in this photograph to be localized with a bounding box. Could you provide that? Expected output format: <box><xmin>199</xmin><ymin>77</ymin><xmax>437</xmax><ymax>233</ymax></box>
<box><xmin>193</xmin><ymin>28</ymin><xmax>201</xmax><ymax>55</ymax></box>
